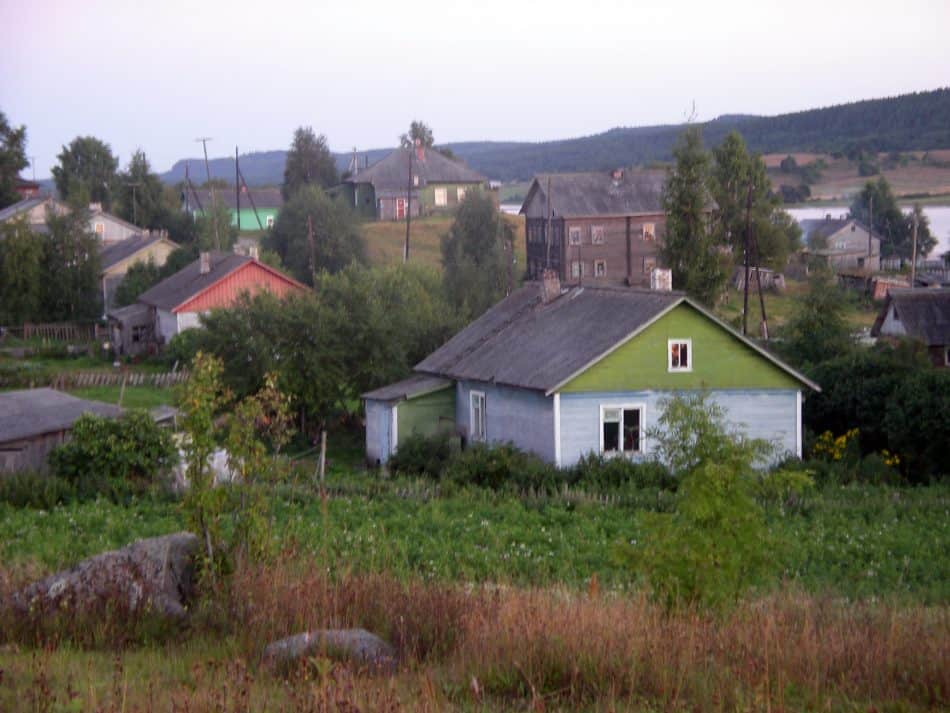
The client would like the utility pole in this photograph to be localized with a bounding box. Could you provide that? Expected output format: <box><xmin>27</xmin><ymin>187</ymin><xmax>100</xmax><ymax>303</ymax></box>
<box><xmin>742</xmin><ymin>181</ymin><xmax>753</xmax><ymax>336</ymax></box>
<box><xmin>235</xmin><ymin>147</ymin><xmax>241</xmax><ymax>233</ymax></box>
<box><xmin>29</xmin><ymin>156</ymin><xmax>36</xmax><ymax>182</ymax></box>
<box><xmin>867</xmin><ymin>194</ymin><xmax>874</xmax><ymax>266</ymax></box>
<box><xmin>404</xmin><ymin>144</ymin><xmax>413</xmax><ymax>263</ymax></box>
<box><xmin>126</xmin><ymin>181</ymin><xmax>141</xmax><ymax>226</ymax></box>
<box><xmin>910</xmin><ymin>211</ymin><xmax>919</xmax><ymax>288</ymax></box>
<box><xmin>196</xmin><ymin>137</ymin><xmax>220</xmax><ymax>249</ymax></box>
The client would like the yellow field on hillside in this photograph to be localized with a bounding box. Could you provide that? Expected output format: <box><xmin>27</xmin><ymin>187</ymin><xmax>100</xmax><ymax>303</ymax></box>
<box><xmin>361</xmin><ymin>214</ymin><xmax>527</xmax><ymax>271</ymax></box>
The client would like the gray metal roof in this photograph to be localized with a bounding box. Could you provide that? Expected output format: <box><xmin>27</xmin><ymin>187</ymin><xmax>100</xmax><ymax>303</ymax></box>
<box><xmin>871</xmin><ymin>288</ymin><xmax>950</xmax><ymax>345</ymax></box>
<box><xmin>187</xmin><ymin>188</ymin><xmax>284</xmax><ymax>211</ymax></box>
<box><xmin>343</xmin><ymin>147</ymin><xmax>487</xmax><ymax>192</ymax></box>
<box><xmin>0</xmin><ymin>388</ymin><xmax>122</xmax><ymax>443</ymax></box>
<box><xmin>99</xmin><ymin>232</ymin><xmax>176</xmax><ymax>271</ymax></box>
<box><xmin>362</xmin><ymin>373</ymin><xmax>453</xmax><ymax>402</ymax></box>
<box><xmin>137</xmin><ymin>252</ymin><xmax>252</xmax><ymax>311</ymax></box>
<box><xmin>0</xmin><ymin>196</ymin><xmax>47</xmax><ymax>223</ymax></box>
<box><xmin>801</xmin><ymin>217</ymin><xmax>882</xmax><ymax>248</ymax></box>
<box><xmin>520</xmin><ymin>170</ymin><xmax>667</xmax><ymax>217</ymax></box>
<box><xmin>107</xmin><ymin>301</ymin><xmax>151</xmax><ymax>324</ymax></box>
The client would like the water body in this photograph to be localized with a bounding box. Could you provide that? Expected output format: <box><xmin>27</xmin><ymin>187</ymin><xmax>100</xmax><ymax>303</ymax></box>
<box><xmin>502</xmin><ymin>203</ymin><xmax>950</xmax><ymax>257</ymax></box>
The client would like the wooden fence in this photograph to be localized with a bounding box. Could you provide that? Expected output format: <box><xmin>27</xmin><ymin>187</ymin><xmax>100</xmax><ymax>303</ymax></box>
<box><xmin>1</xmin><ymin>322</ymin><xmax>105</xmax><ymax>343</ymax></box>
<box><xmin>50</xmin><ymin>370</ymin><xmax>189</xmax><ymax>390</ymax></box>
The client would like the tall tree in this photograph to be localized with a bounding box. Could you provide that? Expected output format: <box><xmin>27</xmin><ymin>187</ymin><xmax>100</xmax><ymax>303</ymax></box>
<box><xmin>0</xmin><ymin>218</ymin><xmax>44</xmax><ymax>323</ymax></box>
<box><xmin>115</xmin><ymin>149</ymin><xmax>167</xmax><ymax>228</ymax></box>
<box><xmin>779</xmin><ymin>270</ymin><xmax>853</xmax><ymax>369</ymax></box>
<box><xmin>661</xmin><ymin>127</ymin><xmax>727</xmax><ymax>305</ymax></box>
<box><xmin>263</xmin><ymin>186</ymin><xmax>365</xmax><ymax>284</ymax></box>
<box><xmin>0</xmin><ymin>110</ymin><xmax>28</xmax><ymax>209</ymax></box>
<box><xmin>195</xmin><ymin>201</ymin><xmax>238</xmax><ymax>252</ymax></box>
<box><xmin>399</xmin><ymin>120</ymin><xmax>435</xmax><ymax>149</ymax></box>
<box><xmin>42</xmin><ymin>206</ymin><xmax>101</xmax><ymax>320</ymax></box>
<box><xmin>281</xmin><ymin>127</ymin><xmax>339</xmax><ymax>200</ymax></box>
<box><xmin>440</xmin><ymin>190</ymin><xmax>512</xmax><ymax>319</ymax></box>
<box><xmin>849</xmin><ymin>177</ymin><xmax>936</xmax><ymax>258</ymax></box>
<box><xmin>51</xmin><ymin>136</ymin><xmax>119</xmax><ymax>210</ymax></box>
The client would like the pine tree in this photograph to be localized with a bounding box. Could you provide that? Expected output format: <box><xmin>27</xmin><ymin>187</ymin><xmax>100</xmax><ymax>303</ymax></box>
<box><xmin>281</xmin><ymin>127</ymin><xmax>339</xmax><ymax>200</ymax></box>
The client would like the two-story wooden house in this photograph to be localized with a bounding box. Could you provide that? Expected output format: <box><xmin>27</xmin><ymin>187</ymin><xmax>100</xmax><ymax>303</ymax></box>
<box><xmin>800</xmin><ymin>216</ymin><xmax>882</xmax><ymax>272</ymax></box>
<box><xmin>521</xmin><ymin>169</ymin><xmax>670</xmax><ymax>285</ymax></box>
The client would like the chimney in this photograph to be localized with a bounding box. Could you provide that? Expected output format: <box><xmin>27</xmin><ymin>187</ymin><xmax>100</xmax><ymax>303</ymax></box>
<box><xmin>249</xmin><ymin>245</ymin><xmax>259</xmax><ymax>260</ymax></box>
<box><xmin>199</xmin><ymin>252</ymin><xmax>211</xmax><ymax>275</ymax></box>
<box><xmin>611</xmin><ymin>168</ymin><xmax>624</xmax><ymax>181</ymax></box>
<box><xmin>541</xmin><ymin>269</ymin><xmax>561</xmax><ymax>304</ymax></box>
<box><xmin>414</xmin><ymin>137</ymin><xmax>425</xmax><ymax>161</ymax></box>
<box><xmin>650</xmin><ymin>268</ymin><xmax>672</xmax><ymax>292</ymax></box>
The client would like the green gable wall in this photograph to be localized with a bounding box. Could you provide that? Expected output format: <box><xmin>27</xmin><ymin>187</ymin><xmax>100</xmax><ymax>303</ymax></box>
<box><xmin>560</xmin><ymin>303</ymin><xmax>801</xmax><ymax>393</ymax></box>
<box><xmin>397</xmin><ymin>387</ymin><xmax>456</xmax><ymax>444</ymax></box>
<box><xmin>233</xmin><ymin>207</ymin><xmax>278</xmax><ymax>231</ymax></box>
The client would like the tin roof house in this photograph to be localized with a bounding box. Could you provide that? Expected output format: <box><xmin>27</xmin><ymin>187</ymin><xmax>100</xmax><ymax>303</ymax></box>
<box><xmin>872</xmin><ymin>288</ymin><xmax>950</xmax><ymax>367</ymax></box>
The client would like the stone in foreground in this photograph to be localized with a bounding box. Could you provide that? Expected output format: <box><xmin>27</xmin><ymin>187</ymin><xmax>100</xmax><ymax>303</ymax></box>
<box><xmin>263</xmin><ymin>629</ymin><xmax>397</xmax><ymax>674</ymax></box>
<box><xmin>12</xmin><ymin>532</ymin><xmax>199</xmax><ymax>619</ymax></box>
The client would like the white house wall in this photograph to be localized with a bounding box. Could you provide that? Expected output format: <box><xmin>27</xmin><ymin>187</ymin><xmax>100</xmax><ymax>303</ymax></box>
<box><xmin>364</xmin><ymin>399</ymin><xmax>393</xmax><ymax>465</ymax></box>
<box><xmin>157</xmin><ymin>310</ymin><xmax>178</xmax><ymax>343</ymax></box>
<box><xmin>176</xmin><ymin>312</ymin><xmax>202</xmax><ymax>333</ymax></box>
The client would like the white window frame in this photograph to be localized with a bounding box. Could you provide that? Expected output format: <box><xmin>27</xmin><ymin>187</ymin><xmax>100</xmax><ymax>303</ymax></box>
<box><xmin>599</xmin><ymin>403</ymin><xmax>646</xmax><ymax>456</ymax></box>
<box><xmin>668</xmin><ymin>338</ymin><xmax>693</xmax><ymax>373</ymax></box>
<box><xmin>594</xmin><ymin>259</ymin><xmax>607</xmax><ymax>277</ymax></box>
<box><xmin>434</xmin><ymin>187</ymin><xmax>448</xmax><ymax>207</ymax></box>
<box><xmin>413</xmin><ymin>175</ymin><xmax>420</xmax><ymax>187</ymax></box>
<box><xmin>457</xmin><ymin>187</ymin><xmax>466</xmax><ymax>202</ymax></box>
<box><xmin>591</xmin><ymin>225</ymin><xmax>605</xmax><ymax>245</ymax></box>
<box><xmin>94</xmin><ymin>222</ymin><xmax>105</xmax><ymax>235</ymax></box>
<box><xmin>568</xmin><ymin>226</ymin><xmax>582</xmax><ymax>246</ymax></box>
<box><xmin>265</xmin><ymin>215</ymin><xmax>275</xmax><ymax>228</ymax></box>
<box><xmin>470</xmin><ymin>390</ymin><xmax>487</xmax><ymax>442</ymax></box>
<box><xmin>570</xmin><ymin>260</ymin><xmax>586</xmax><ymax>278</ymax></box>
<box><xmin>643</xmin><ymin>223</ymin><xmax>655</xmax><ymax>241</ymax></box>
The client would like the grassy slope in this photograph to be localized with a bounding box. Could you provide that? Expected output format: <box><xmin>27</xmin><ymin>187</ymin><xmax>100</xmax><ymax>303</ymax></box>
<box><xmin>68</xmin><ymin>384</ymin><xmax>176</xmax><ymax>409</ymax></box>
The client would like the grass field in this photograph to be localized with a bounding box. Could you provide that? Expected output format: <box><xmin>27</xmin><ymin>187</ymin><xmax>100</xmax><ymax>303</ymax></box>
<box><xmin>361</xmin><ymin>214</ymin><xmax>526</xmax><ymax>271</ymax></box>
<box><xmin>68</xmin><ymin>384</ymin><xmax>176</xmax><ymax>409</ymax></box>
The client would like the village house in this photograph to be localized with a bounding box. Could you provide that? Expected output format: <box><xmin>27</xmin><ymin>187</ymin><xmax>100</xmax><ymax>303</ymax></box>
<box><xmin>0</xmin><ymin>389</ymin><xmax>122</xmax><ymax>473</ymax></box>
<box><xmin>107</xmin><ymin>251</ymin><xmax>305</xmax><ymax>356</ymax></box>
<box><xmin>800</xmin><ymin>216</ymin><xmax>882</xmax><ymax>272</ymax></box>
<box><xmin>364</xmin><ymin>271</ymin><xmax>818</xmax><ymax>467</ymax></box>
<box><xmin>871</xmin><ymin>288</ymin><xmax>950</xmax><ymax>367</ymax></box>
<box><xmin>520</xmin><ymin>169</ymin><xmax>678</xmax><ymax>286</ymax></box>
<box><xmin>0</xmin><ymin>196</ymin><xmax>139</xmax><ymax>244</ymax></box>
<box><xmin>337</xmin><ymin>143</ymin><xmax>488</xmax><ymax>221</ymax></box>
<box><xmin>98</xmin><ymin>231</ymin><xmax>179</xmax><ymax>311</ymax></box>
<box><xmin>182</xmin><ymin>187</ymin><xmax>283</xmax><ymax>230</ymax></box>
<box><xmin>14</xmin><ymin>176</ymin><xmax>41</xmax><ymax>200</ymax></box>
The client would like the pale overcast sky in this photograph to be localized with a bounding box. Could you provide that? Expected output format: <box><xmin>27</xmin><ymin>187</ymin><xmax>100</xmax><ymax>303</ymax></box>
<box><xmin>2</xmin><ymin>0</ymin><xmax>948</xmax><ymax>178</ymax></box>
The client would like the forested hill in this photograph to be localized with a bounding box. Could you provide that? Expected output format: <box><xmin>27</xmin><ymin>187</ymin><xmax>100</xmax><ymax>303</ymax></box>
<box><xmin>160</xmin><ymin>88</ymin><xmax>950</xmax><ymax>185</ymax></box>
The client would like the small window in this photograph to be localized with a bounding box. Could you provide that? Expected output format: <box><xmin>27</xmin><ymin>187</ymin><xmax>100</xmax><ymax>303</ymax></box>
<box><xmin>594</xmin><ymin>259</ymin><xmax>607</xmax><ymax>277</ymax></box>
<box><xmin>591</xmin><ymin>225</ymin><xmax>605</xmax><ymax>245</ymax></box>
<box><xmin>570</xmin><ymin>260</ymin><xmax>586</xmax><ymax>278</ymax></box>
<box><xmin>643</xmin><ymin>223</ymin><xmax>655</xmax><ymax>241</ymax></box>
<box><xmin>413</xmin><ymin>175</ymin><xmax>420</xmax><ymax>187</ymax></box>
<box><xmin>434</xmin><ymin>187</ymin><xmax>448</xmax><ymax>207</ymax></box>
<box><xmin>457</xmin><ymin>187</ymin><xmax>466</xmax><ymax>202</ymax></box>
<box><xmin>601</xmin><ymin>405</ymin><xmax>643</xmax><ymax>456</ymax></box>
<box><xmin>668</xmin><ymin>339</ymin><xmax>692</xmax><ymax>372</ymax></box>
<box><xmin>265</xmin><ymin>215</ymin><xmax>274</xmax><ymax>228</ymax></box>
<box><xmin>835</xmin><ymin>240</ymin><xmax>846</xmax><ymax>249</ymax></box>
<box><xmin>470</xmin><ymin>391</ymin><xmax>486</xmax><ymax>442</ymax></box>
<box><xmin>568</xmin><ymin>226</ymin><xmax>581</xmax><ymax>246</ymax></box>
<box><xmin>643</xmin><ymin>256</ymin><xmax>657</xmax><ymax>272</ymax></box>
<box><xmin>94</xmin><ymin>222</ymin><xmax>105</xmax><ymax>235</ymax></box>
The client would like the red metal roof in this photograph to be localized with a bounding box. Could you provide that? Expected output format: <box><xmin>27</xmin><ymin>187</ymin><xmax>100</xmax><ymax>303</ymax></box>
<box><xmin>175</xmin><ymin>260</ymin><xmax>306</xmax><ymax>313</ymax></box>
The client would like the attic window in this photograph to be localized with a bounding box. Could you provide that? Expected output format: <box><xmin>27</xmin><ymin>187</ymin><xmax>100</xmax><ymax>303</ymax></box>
<box><xmin>668</xmin><ymin>339</ymin><xmax>692</xmax><ymax>372</ymax></box>
<box><xmin>643</xmin><ymin>223</ymin><xmax>655</xmax><ymax>241</ymax></box>
<box><xmin>94</xmin><ymin>222</ymin><xmax>105</xmax><ymax>235</ymax></box>
<box><xmin>568</xmin><ymin>226</ymin><xmax>581</xmax><ymax>246</ymax></box>
<box><xmin>591</xmin><ymin>225</ymin><xmax>605</xmax><ymax>245</ymax></box>
<box><xmin>600</xmin><ymin>405</ymin><xmax>643</xmax><ymax>456</ymax></box>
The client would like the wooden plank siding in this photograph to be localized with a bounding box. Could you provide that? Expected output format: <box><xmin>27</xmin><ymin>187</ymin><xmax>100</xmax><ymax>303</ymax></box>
<box><xmin>175</xmin><ymin>262</ymin><xmax>304</xmax><ymax>313</ymax></box>
<box><xmin>455</xmin><ymin>380</ymin><xmax>555</xmax><ymax>462</ymax></box>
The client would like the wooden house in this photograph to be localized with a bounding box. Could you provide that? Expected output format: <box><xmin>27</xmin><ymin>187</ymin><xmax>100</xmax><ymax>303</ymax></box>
<box><xmin>337</xmin><ymin>144</ymin><xmax>488</xmax><ymax>221</ymax></box>
<box><xmin>520</xmin><ymin>169</ymin><xmax>675</xmax><ymax>286</ymax></box>
<box><xmin>108</xmin><ymin>251</ymin><xmax>306</xmax><ymax>356</ymax></box>
<box><xmin>99</xmin><ymin>231</ymin><xmax>179</xmax><ymax>311</ymax></box>
<box><xmin>14</xmin><ymin>176</ymin><xmax>41</xmax><ymax>200</ymax></box>
<box><xmin>801</xmin><ymin>216</ymin><xmax>881</xmax><ymax>272</ymax></box>
<box><xmin>364</xmin><ymin>271</ymin><xmax>818</xmax><ymax>467</ymax></box>
<box><xmin>0</xmin><ymin>196</ymin><xmax>140</xmax><ymax>244</ymax></box>
<box><xmin>871</xmin><ymin>288</ymin><xmax>950</xmax><ymax>367</ymax></box>
<box><xmin>0</xmin><ymin>389</ymin><xmax>122</xmax><ymax>474</ymax></box>
<box><xmin>182</xmin><ymin>187</ymin><xmax>283</xmax><ymax>231</ymax></box>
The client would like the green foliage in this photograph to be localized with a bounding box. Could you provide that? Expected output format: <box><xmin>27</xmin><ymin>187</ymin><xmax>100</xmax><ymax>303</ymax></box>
<box><xmin>882</xmin><ymin>367</ymin><xmax>950</xmax><ymax>481</ymax></box>
<box><xmin>779</xmin><ymin>270</ymin><xmax>854</xmax><ymax>369</ymax></box>
<box><xmin>41</xmin><ymin>206</ymin><xmax>102</xmax><ymax>321</ymax></box>
<box><xmin>195</xmin><ymin>200</ymin><xmax>238</xmax><ymax>252</ymax></box>
<box><xmin>48</xmin><ymin>412</ymin><xmax>178</xmax><ymax>500</ymax></box>
<box><xmin>0</xmin><ymin>109</ymin><xmax>28</xmax><ymax>209</ymax></box>
<box><xmin>443</xmin><ymin>442</ymin><xmax>558</xmax><ymax>492</ymax></box>
<box><xmin>0</xmin><ymin>217</ymin><xmax>44</xmax><ymax>323</ymax></box>
<box><xmin>263</xmin><ymin>185</ymin><xmax>366</xmax><ymax>284</ymax></box>
<box><xmin>568</xmin><ymin>453</ymin><xmax>673</xmax><ymax>491</ymax></box>
<box><xmin>387</xmin><ymin>432</ymin><xmax>457</xmax><ymax>479</ymax></box>
<box><xmin>0</xmin><ymin>471</ymin><xmax>75</xmax><ymax>509</ymax></box>
<box><xmin>440</xmin><ymin>190</ymin><xmax>513</xmax><ymax>319</ymax></box>
<box><xmin>400</xmin><ymin>120</ymin><xmax>435</xmax><ymax>149</ymax></box>
<box><xmin>850</xmin><ymin>177</ymin><xmax>936</xmax><ymax>257</ymax></box>
<box><xmin>114</xmin><ymin>149</ymin><xmax>169</xmax><ymax>229</ymax></box>
<box><xmin>779</xmin><ymin>155</ymin><xmax>798</xmax><ymax>172</ymax></box>
<box><xmin>661</xmin><ymin>126</ymin><xmax>728</xmax><ymax>305</ymax></box>
<box><xmin>51</xmin><ymin>135</ymin><xmax>119</xmax><ymax>209</ymax></box>
<box><xmin>163</xmin><ymin>327</ymin><xmax>203</xmax><ymax>367</ymax></box>
<box><xmin>282</xmin><ymin>126</ymin><xmax>339</xmax><ymax>200</ymax></box>
<box><xmin>753</xmin><ymin>468</ymin><xmax>815</xmax><ymax>509</ymax></box>
<box><xmin>624</xmin><ymin>393</ymin><xmax>775</xmax><ymax>610</ymax></box>
<box><xmin>114</xmin><ymin>257</ymin><xmax>162</xmax><ymax>307</ymax></box>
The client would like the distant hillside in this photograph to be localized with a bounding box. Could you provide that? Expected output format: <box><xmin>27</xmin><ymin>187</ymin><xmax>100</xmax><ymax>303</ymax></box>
<box><xmin>159</xmin><ymin>88</ymin><xmax>950</xmax><ymax>185</ymax></box>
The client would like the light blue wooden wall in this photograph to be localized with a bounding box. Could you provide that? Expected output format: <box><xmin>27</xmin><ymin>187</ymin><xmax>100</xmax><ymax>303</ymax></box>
<box><xmin>364</xmin><ymin>399</ymin><xmax>393</xmax><ymax>465</ymax></box>
<box><xmin>559</xmin><ymin>389</ymin><xmax>800</xmax><ymax>467</ymax></box>
<box><xmin>455</xmin><ymin>380</ymin><xmax>556</xmax><ymax>462</ymax></box>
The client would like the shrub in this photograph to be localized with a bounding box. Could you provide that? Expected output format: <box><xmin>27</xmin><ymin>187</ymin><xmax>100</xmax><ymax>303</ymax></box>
<box><xmin>0</xmin><ymin>471</ymin><xmax>75</xmax><ymax>509</ymax></box>
<box><xmin>49</xmin><ymin>412</ymin><xmax>178</xmax><ymax>500</ymax></box>
<box><xmin>443</xmin><ymin>442</ymin><xmax>558</xmax><ymax>492</ymax></box>
<box><xmin>569</xmin><ymin>452</ymin><xmax>672</xmax><ymax>491</ymax></box>
<box><xmin>387</xmin><ymin>432</ymin><xmax>456</xmax><ymax>479</ymax></box>
<box><xmin>162</xmin><ymin>328</ymin><xmax>203</xmax><ymax>368</ymax></box>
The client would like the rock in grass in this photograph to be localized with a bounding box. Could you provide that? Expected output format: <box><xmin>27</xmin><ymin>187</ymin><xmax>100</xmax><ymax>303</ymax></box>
<box><xmin>263</xmin><ymin>629</ymin><xmax>397</xmax><ymax>674</ymax></box>
<box><xmin>11</xmin><ymin>532</ymin><xmax>199</xmax><ymax>619</ymax></box>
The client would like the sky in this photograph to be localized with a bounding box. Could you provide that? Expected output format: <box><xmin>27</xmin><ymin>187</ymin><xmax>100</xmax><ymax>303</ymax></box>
<box><xmin>2</xmin><ymin>0</ymin><xmax>949</xmax><ymax>179</ymax></box>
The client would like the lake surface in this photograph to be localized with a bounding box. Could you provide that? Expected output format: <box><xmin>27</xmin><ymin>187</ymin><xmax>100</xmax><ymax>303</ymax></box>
<box><xmin>502</xmin><ymin>203</ymin><xmax>950</xmax><ymax>257</ymax></box>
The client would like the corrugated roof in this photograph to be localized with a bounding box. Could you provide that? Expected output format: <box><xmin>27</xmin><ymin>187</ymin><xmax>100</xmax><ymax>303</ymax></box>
<box><xmin>99</xmin><ymin>233</ymin><xmax>177</xmax><ymax>271</ymax></box>
<box><xmin>871</xmin><ymin>288</ymin><xmax>950</xmax><ymax>345</ymax></box>
<box><xmin>520</xmin><ymin>170</ymin><xmax>667</xmax><ymax>217</ymax></box>
<box><xmin>137</xmin><ymin>252</ymin><xmax>252</xmax><ymax>311</ymax></box>
<box><xmin>362</xmin><ymin>373</ymin><xmax>453</xmax><ymax>402</ymax></box>
<box><xmin>188</xmin><ymin>188</ymin><xmax>284</xmax><ymax>211</ymax></box>
<box><xmin>344</xmin><ymin>147</ymin><xmax>486</xmax><ymax>192</ymax></box>
<box><xmin>0</xmin><ymin>388</ymin><xmax>122</xmax><ymax>443</ymax></box>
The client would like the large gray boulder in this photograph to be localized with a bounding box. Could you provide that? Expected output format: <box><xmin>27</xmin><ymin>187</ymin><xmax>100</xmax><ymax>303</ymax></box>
<box><xmin>11</xmin><ymin>532</ymin><xmax>199</xmax><ymax>619</ymax></box>
<box><xmin>263</xmin><ymin>629</ymin><xmax>397</xmax><ymax>674</ymax></box>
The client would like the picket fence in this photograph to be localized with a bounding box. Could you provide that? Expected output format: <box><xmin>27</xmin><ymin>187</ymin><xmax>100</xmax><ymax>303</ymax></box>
<box><xmin>51</xmin><ymin>370</ymin><xmax>189</xmax><ymax>390</ymax></box>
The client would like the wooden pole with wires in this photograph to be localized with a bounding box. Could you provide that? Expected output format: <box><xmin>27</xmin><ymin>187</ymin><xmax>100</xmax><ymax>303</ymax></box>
<box><xmin>196</xmin><ymin>137</ymin><xmax>220</xmax><ymax>249</ymax></box>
